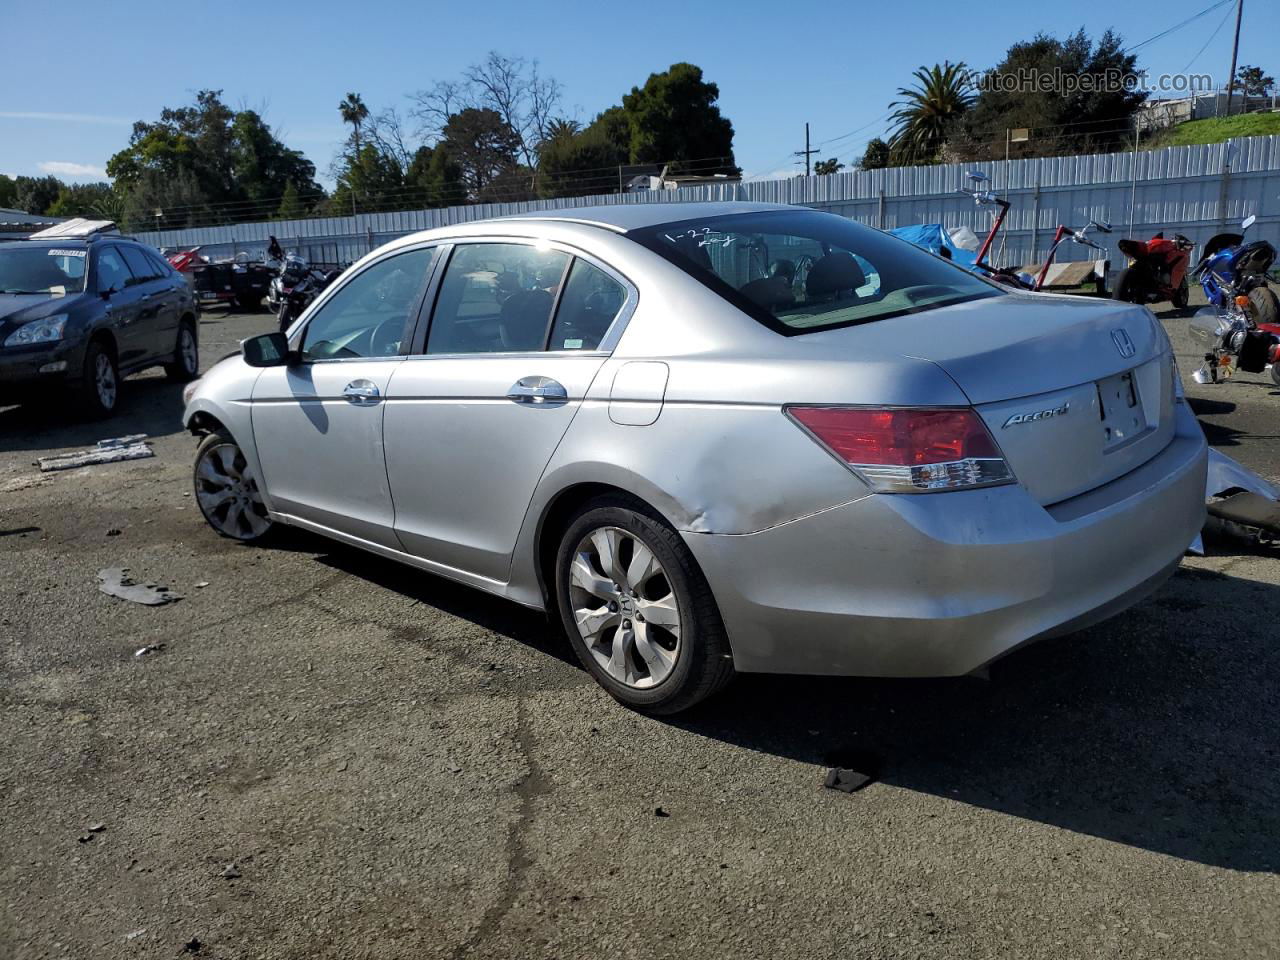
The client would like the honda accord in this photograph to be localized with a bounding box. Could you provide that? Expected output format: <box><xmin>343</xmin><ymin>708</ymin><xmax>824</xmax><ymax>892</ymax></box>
<box><xmin>183</xmin><ymin>202</ymin><xmax>1207</xmax><ymax>713</ymax></box>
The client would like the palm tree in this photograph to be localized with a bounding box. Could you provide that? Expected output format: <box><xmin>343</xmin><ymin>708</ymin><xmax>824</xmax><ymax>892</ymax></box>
<box><xmin>339</xmin><ymin>93</ymin><xmax>370</xmax><ymax>153</ymax></box>
<box><xmin>887</xmin><ymin>62</ymin><xmax>973</xmax><ymax>165</ymax></box>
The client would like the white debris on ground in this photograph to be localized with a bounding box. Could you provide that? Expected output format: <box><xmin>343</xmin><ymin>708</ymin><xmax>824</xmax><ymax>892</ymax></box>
<box><xmin>96</xmin><ymin>567</ymin><xmax>183</xmax><ymax>606</ymax></box>
<box><xmin>37</xmin><ymin>436</ymin><xmax>154</xmax><ymax>473</ymax></box>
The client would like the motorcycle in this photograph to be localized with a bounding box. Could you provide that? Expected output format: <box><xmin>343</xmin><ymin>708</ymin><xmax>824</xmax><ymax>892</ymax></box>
<box><xmin>277</xmin><ymin>263</ymin><xmax>342</xmax><ymax>331</ymax></box>
<box><xmin>1192</xmin><ymin>214</ymin><xmax>1278</xmax><ymax>326</ymax></box>
<box><xmin>266</xmin><ymin>253</ymin><xmax>310</xmax><ymax>315</ymax></box>
<box><xmin>1032</xmin><ymin>218</ymin><xmax>1111</xmax><ymax>292</ymax></box>
<box><xmin>959</xmin><ymin>171</ymin><xmax>1033</xmax><ymax>289</ymax></box>
<box><xmin>1113</xmin><ymin>231</ymin><xmax>1195</xmax><ymax>308</ymax></box>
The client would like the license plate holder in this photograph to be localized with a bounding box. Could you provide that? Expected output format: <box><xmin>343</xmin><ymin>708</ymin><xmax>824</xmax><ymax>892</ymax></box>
<box><xmin>1097</xmin><ymin>370</ymin><xmax>1145</xmax><ymax>447</ymax></box>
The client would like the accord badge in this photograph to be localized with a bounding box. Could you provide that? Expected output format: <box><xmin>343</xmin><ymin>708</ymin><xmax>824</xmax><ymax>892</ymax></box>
<box><xmin>1004</xmin><ymin>401</ymin><xmax>1070</xmax><ymax>429</ymax></box>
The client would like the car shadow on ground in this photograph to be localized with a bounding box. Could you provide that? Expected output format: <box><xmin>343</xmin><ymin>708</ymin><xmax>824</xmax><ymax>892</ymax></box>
<box><xmin>287</xmin><ymin>536</ymin><xmax>1280</xmax><ymax>873</ymax></box>
<box><xmin>308</xmin><ymin>543</ymin><xmax>579</xmax><ymax>669</ymax></box>
<box><xmin>672</xmin><ymin>565</ymin><xmax>1280</xmax><ymax>873</ymax></box>
<box><xmin>0</xmin><ymin>375</ymin><xmax>187</xmax><ymax>454</ymax></box>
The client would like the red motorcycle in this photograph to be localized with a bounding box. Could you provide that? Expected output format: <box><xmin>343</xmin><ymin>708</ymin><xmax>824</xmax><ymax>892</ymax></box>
<box><xmin>1113</xmin><ymin>232</ymin><xmax>1195</xmax><ymax>308</ymax></box>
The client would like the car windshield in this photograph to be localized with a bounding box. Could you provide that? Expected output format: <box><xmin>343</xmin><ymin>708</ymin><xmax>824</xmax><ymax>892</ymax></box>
<box><xmin>630</xmin><ymin>210</ymin><xmax>1002</xmax><ymax>334</ymax></box>
<box><xmin>0</xmin><ymin>244</ymin><xmax>88</xmax><ymax>295</ymax></box>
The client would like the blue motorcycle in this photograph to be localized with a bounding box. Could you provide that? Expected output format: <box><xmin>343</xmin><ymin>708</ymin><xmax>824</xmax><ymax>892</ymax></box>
<box><xmin>1191</xmin><ymin>214</ymin><xmax>1278</xmax><ymax>325</ymax></box>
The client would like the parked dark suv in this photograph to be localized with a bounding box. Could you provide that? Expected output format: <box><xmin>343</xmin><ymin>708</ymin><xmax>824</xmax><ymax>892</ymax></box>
<box><xmin>0</xmin><ymin>234</ymin><xmax>199</xmax><ymax>417</ymax></box>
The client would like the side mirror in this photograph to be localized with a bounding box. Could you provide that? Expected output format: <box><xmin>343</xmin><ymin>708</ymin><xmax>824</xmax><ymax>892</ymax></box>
<box><xmin>1242</xmin><ymin>214</ymin><xmax>1256</xmax><ymax>231</ymax></box>
<box><xmin>242</xmin><ymin>331</ymin><xmax>294</xmax><ymax>367</ymax></box>
<box><xmin>1095</xmin><ymin>220</ymin><xmax>1112</xmax><ymax>233</ymax></box>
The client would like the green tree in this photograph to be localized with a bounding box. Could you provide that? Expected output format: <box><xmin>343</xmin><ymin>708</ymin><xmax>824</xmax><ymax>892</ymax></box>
<box><xmin>536</xmin><ymin>109</ymin><xmax>629</xmax><ymax>198</ymax></box>
<box><xmin>859</xmin><ymin>138</ymin><xmax>891</xmax><ymax>170</ymax></box>
<box><xmin>108</xmin><ymin>90</ymin><xmax>324</xmax><ymax>225</ymax></box>
<box><xmin>1234</xmin><ymin>65</ymin><xmax>1275</xmax><ymax>97</ymax></box>
<box><xmin>406</xmin><ymin>144</ymin><xmax>464</xmax><ymax>207</ymax></box>
<box><xmin>621</xmin><ymin>63</ymin><xmax>736</xmax><ymax>174</ymax></box>
<box><xmin>962</xmin><ymin>30</ymin><xmax>1145</xmax><ymax>160</ymax></box>
<box><xmin>46</xmin><ymin>182</ymin><xmax>115</xmax><ymax>218</ymax></box>
<box><xmin>339</xmin><ymin>93</ymin><xmax>370</xmax><ymax>152</ymax></box>
<box><xmin>13</xmin><ymin>176</ymin><xmax>64</xmax><ymax>215</ymax></box>
<box><xmin>0</xmin><ymin>174</ymin><xmax>17</xmax><ymax>209</ymax></box>
<box><xmin>438</xmin><ymin>107</ymin><xmax>522</xmax><ymax>199</ymax></box>
<box><xmin>276</xmin><ymin>181</ymin><xmax>306</xmax><ymax>219</ymax></box>
<box><xmin>887</xmin><ymin>61</ymin><xmax>974</xmax><ymax>165</ymax></box>
<box><xmin>121</xmin><ymin>168</ymin><xmax>211</xmax><ymax>231</ymax></box>
<box><xmin>328</xmin><ymin>143</ymin><xmax>406</xmax><ymax>215</ymax></box>
<box><xmin>813</xmin><ymin>158</ymin><xmax>844</xmax><ymax>175</ymax></box>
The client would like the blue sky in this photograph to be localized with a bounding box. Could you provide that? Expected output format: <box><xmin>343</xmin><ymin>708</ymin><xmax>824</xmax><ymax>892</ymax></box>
<box><xmin>2</xmin><ymin>0</ymin><xmax>1277</xmax><ymax>191</ymax></box>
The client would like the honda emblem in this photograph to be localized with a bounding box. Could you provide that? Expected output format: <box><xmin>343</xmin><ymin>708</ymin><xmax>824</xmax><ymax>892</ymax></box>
<box><xmin>1111</xmin><ymin>328</ymin><xmax>1136</xmax><ymax>358</ymax></box>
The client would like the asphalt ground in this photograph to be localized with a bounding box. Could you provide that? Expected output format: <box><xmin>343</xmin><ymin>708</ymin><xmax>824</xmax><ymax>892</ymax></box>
<box><xmin>1</xmin><ymin>297</ymin><xmax>1278</xmax><ymax>960</ymax></box>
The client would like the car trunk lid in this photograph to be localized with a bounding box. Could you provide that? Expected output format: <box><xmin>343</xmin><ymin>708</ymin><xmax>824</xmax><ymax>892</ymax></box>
<box><xmin>803</xmin><ymin>293</ymin><xmax>1177</xmax><ymax>505</ymax></box>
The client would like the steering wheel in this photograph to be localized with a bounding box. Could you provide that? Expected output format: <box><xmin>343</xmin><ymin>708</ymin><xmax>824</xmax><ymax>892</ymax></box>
<box><xmin>370</xmin><ymin>317</ymin><xmax>404</xmax><ymax>356</ymax></box>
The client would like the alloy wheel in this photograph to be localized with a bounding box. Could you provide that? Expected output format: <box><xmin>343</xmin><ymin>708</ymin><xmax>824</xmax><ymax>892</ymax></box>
<box><xmin>195</xmin><ymin>442</ymin><xmax>271</xmax><ymax>539</ymax></box>
<box><xmin>95</xmin><ymin>353</ymin><xmax>117</xmax><ymax>410</ymax></box>
<box><xmin>568</xmin><ymin>525</ymin><xmax>681</xmax><ymax>688</ymax></box>
<box><xmin>180</xmin><ymin>327</ymin><xmax>198</xmax><ymax>374</ymax></box>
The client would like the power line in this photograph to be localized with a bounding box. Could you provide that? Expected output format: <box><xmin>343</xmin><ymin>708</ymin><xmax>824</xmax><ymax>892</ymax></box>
<box><xmin>1125</xmin><ymin>0</ymin><xmax>1233</xmax><ymax>52</ymax></box>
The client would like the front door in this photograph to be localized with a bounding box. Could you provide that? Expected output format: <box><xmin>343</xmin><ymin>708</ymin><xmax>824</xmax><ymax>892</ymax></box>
<box><xmin>250</xmin><ymin>246</ymin><xmax>438</xmax><ymax>548</ymax></box>
<box><xmin>384</xmin><ymin>242</ymin><xmax>631</xmax><ymax>581</ymax></box>
<box><xmin>93</xmin><ymin>246</ymin><xmax>146</xmax><ymax>366</ymax></box>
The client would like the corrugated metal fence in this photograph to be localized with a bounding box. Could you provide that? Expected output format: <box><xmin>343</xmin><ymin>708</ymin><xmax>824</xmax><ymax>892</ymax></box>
<box><xmin>136</xmin><ymin>134</ymin><xmax>1280</xmax><ymax>271</ymax></box>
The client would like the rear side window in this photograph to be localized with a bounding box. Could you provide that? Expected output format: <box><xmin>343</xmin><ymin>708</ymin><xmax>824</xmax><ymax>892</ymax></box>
<box><xmin>427</xmin><ymin>243</ymin><xmax>570</xmax><ymax>354</ymax></box>
<box><xmin>630</xmin><ymin>210</ymin><xmax>1001</xmax><ymax>335</ymax></box>
<box><xmin>143</xmin><ymin>250</ymin><xmax>173</xmax><ymax>276</ymax></box>
<box><xmin>95</xmin><ymin>248</ymin><xmax>133</xmax><ymax>294</ymax></box>
<box><xmin>548</xmin><ymin>259</ymin><xmax>627</xmax><ymax>351</ymax></box>
<box><xmin>119</xmin><ymin>246</ymin><xmax>159</xmax><ymax>283</ymax></box>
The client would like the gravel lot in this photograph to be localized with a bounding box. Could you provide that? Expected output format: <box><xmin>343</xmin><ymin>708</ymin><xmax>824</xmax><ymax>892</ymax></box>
<box><xmin>2</xmin><ymin>300</ymin><xmax>1278</xmax><ymax>960</ymax></box>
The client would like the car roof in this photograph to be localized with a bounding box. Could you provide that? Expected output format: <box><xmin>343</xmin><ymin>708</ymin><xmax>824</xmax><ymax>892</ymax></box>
<box><xmin>489</xmin><ymin>201</ymin><xmax>800</xmax><ymax>234</ymax></box>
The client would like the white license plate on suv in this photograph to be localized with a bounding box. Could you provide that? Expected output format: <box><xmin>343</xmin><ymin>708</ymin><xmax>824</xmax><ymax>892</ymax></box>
<box><xmin>1097</xmin><ymin>370</ymin><xmax>1146</xmax><ymax>447</ymax></box>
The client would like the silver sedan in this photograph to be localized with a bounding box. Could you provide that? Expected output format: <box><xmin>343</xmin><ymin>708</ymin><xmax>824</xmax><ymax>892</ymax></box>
<box><xmin>183</xmin><ymin>202</ymin><xmax>1207</xmax><ymax>713</ymax></box>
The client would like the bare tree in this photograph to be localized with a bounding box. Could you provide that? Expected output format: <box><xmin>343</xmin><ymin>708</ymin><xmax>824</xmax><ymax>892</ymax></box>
<box><xmin>365</xmin><ymin>107</ymin><xmax>414</xmax><ymax>171</ymax></box>
<box><xmin>410</xmin><ymin>52</ymin><xmax>562</xmax><ymax>168</ymax></box>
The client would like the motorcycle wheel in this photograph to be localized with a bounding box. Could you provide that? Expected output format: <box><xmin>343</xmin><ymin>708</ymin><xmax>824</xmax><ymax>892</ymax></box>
<box><xmin>1113</xmin><ymin>266</ymin><xmax>1145</xmax><ymax>303</ymax></box>
<box><xmin>1172</xmin><ymin>279</ymin><xmax>1189</xmax><ymax>310</ymax></box>
<box><xmin>1249</xmin><ymin>286</ymin><xmax>1279</xmax><ymax>327</ymax></box>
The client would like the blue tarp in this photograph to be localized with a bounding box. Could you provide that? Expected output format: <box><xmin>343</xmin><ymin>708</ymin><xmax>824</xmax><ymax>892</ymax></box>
<box><xmin>889</xmin><ymin>223</ymin><xmax>977</xmax><ymax>268</ymax></box>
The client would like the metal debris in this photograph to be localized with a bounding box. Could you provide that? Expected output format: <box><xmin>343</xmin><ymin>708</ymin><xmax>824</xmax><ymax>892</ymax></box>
<box><xmin>134</xmin><ymin>643</ymin><xmax>166</xmax><ymax>657</ymax></box>
<box><xmin>194</xmin><ymin>581</ymin><xmax>210</xmax><ymax>588</ymax></box>
<box><xmin>653</xmin><ymin>806</ymin><xmax>670</xmax><ymax>818</ymax></box>
<box><xmin>38</xmin><ymin>435</ymin><xmax>154</xmax><ymax>473</ymax></box>
<box><xmin>823</xmin><ymin>768</ymin><xmax>873</xmax><ymax>794</ymax></box>
<box><xmin>88</xmin><ymin>822</ymin><xmax>106</xmax><ymax>833</ymax></box>
<box><xmin>124</xmin><ymin>928</ymin><xmax>147</xmax><ymax>941</ymax></box>
<box><xmin>97</xmin><ymin>568</ymin><xmax>183</xmax><ymax>607</ymax></box>
<box><xmin>220</xmin><ymin>862</ymin><xmax>241</xmax><ymax>879</ymax></box>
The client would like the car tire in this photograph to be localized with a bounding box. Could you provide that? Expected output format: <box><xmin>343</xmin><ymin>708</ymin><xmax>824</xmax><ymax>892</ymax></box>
<box><xmin>554</xmin><ymin>494</ymin><xmax>734</xmax><ymax>714</ymax></box>
<box><xmin>1249</xmin><ymin>286</ymin><xmax>1279</xmax><ymax>327</ymax></box>
<box><xmin>192</xmin><ymin>430</ymin><xmax>275</xmax><ymax>543</ymax></box>
<box><xmin>165</xmin><ymin>320</ymin><xmax>199</xmax><ymax>382</ymax></box>
<box><xmin>80</xmin><ymin>338</ymin><xmax>119</xmax><ymax>419</ymax></box>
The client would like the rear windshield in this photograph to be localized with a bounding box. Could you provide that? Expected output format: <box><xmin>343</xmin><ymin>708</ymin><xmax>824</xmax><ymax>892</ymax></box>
<box><xmin>0</xmin><ymin>244</ymin><xmax>88</xmax><ymax>295</ymax></box>
<box><xmin>630</xmin><ymin>210</ymin><xmax>1001</xmax><ymax>335</ymax></box>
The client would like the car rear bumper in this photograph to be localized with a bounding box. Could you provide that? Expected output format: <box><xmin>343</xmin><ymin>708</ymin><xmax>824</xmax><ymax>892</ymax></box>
<box><xmin>684</xmin><ymin>402</ymin><xmax>1207</xmax><ymax>677</ymax></box>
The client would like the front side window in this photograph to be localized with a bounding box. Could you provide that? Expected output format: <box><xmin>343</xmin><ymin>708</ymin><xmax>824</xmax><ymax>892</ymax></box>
<box><xmin>95</xmin><ymin>248</ymin><xmax>133</xmax><ymax>295</ymax></box>
<box><xmin>0</xmin><ymin>245</ymin><xmax>88</xmax><ymax>295</ymax></box>
<box><xmin>300</xmin><ymin>247</ymin><xmax>435</xmax><ymax>360</ymax></box>
<box><xmin>630</xmin><ymin>210</ymin><xmax>1002</xmax><ymax>335</ymax></box>
<box><xmin>427</xmin><ymin>243</ymin><xmax>570</xmax><ymax>354</ymax></box>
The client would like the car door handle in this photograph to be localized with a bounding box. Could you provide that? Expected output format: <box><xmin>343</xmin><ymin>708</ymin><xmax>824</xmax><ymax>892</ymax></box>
<box><xmin>506</xmin><ymin>376</ymin><xmax>568</xmax><ymax>405</ymax></box>
<box><xmin>343</xmin><ymin>379</ymin><xmax>381</xmax><ymax>405</ymax></box>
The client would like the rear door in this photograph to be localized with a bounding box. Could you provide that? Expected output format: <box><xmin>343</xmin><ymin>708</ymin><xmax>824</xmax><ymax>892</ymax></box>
<box><xmin>250</xmin><ymin>245</ymin><xmax>437</xmax><ymax>547</ymax></box>
<box><xmin>117</xmin><ymin>245</ymin><xmax>173</xmax><ymax>360</ymax></box>
<box><xmin>383</xmin><ymin>240</ymin><xmax>635</xmax><ymax>581</ymax></box>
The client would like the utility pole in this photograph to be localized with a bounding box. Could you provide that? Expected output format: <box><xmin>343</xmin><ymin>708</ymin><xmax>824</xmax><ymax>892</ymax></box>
<box><xmin>794</xmin><ymin>122</ymin><xmax>818</xmax><ymax>176</ymax></box>
<box><xmin>1223</xmin><ymin>0</ymin><xmax>1244</xmax><ymax>117</ymax></box>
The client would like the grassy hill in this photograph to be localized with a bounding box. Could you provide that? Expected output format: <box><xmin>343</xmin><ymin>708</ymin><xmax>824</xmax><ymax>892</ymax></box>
<box><xmin>1145</xmin><ymin>111</ymin><xmax>1280</xmax><ymax>148</ymax></box>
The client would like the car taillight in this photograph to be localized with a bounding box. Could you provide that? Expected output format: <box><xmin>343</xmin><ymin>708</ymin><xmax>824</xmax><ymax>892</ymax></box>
<box><xmin>786</xmin><ymin>406</ymin><xmax>1014</xmax><ymax>493</ymax></box>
